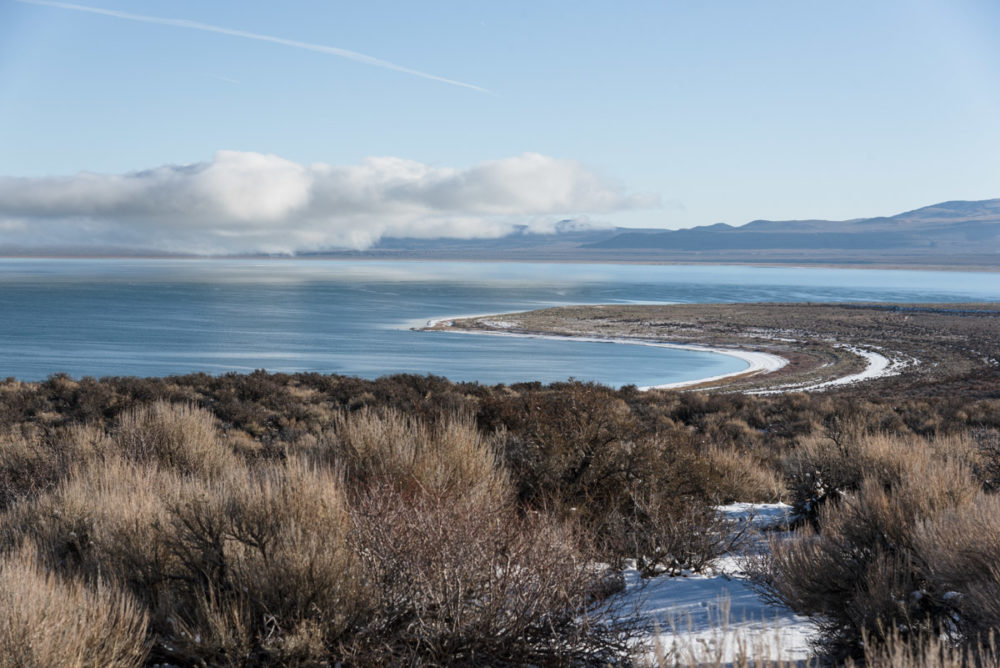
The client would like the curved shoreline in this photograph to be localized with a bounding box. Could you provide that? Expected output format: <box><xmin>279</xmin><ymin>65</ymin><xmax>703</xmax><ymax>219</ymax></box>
<box><xmin>419</xmin><ymin>316</ymin><xmax>789</xmax><ymax>390</ymax></box>
<box><xmin>419</xmin><ymin>302</ymin><xmax>1000</xmax><ymax>397</ymax></box>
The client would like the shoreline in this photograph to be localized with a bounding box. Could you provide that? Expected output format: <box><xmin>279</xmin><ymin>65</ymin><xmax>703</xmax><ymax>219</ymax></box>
<box><xmin>417</xmin><ymin>302</ymin><xmax>992</xmax><ymax>394</ymax></box>
<box><xmin>418</xmin><ymin>316</ymin><xmax>789</xmax><ymax>391</ymax></box>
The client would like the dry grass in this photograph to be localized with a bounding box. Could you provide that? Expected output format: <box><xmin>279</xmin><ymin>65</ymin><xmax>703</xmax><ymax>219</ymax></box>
<box><xmin>0</xmin><ymin>423</ymin><xmax>112</xmax><ymax>509</ymax></box>
<box><xmin>0</xmin><ymin>453</ymin><xmax>364</xmax><ymax>664</ymax></box>
<box><xmin>705</xmin><ymin>444</ymin><xmax>788</xmax><ymax>504</ymax></box>
<box><xmin>914</xmin><ymin>493</ymin><xmax>1000</xmax><ymax>638</ymax></box>
<box><xmin>0</xmin><ymin>545</ymin><xmax>148</xmax><ymax>667</ymax></box>
<box><xmin>646</xmin><ymin>595</ymin><xmax>815</xmax><ymax>667</ymax></box>
<box><xmin>847</xmin><ymin>630</ymin><xmax>1000</xmax><ymax>668</ymax></box>
<box><xmin>299</xmin><ymin>407</ymin><xmax>508</xmax><ymax>503</ymax></box>
<box><xmin>158</xmin><ymin>457</ymin><xmax>365</xmax><ymax>664</ymax></box>
<box><xmin>115</xmin><ymin>401</ymin><xmax>238</xmax><ymax>476</ymax></box>
<box><xmin>757</xmin><ymin>432</ymin><xmax>983</xmax><ymax>661</ymax></box>
<box><xmin>0</xmin><ymin>405</ymin><xmax>633</xmax><ymax>664</ymax></box>
<box><xmin>785</xmin><ymin>430</ymin><xmax>978</xmax><ymax>522</ymax></box>
<box><xmin>1</xmin><ymin>373</ymin><xmax>995</xmax><ymax>664</ymax></box>
<box><xmin>1</xmin><ymin>457</ymin><xmax>179</xmax><ymax>589</ymax></box>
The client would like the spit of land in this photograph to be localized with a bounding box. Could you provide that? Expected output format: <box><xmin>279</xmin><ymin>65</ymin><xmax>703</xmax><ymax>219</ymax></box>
<box><xmin>423</xmin><ymin>302</ymin><xmax>1000</xmax><ymax>398</ymax></box>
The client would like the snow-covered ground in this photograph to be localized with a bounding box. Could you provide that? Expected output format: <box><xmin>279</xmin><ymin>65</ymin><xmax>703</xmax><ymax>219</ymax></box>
<box><xmin>752</xmin><ymin>345</ymin><xmax>915</xmax><ymax>395</ymax></box>
<box><xmin>614</xmin><ymin>503</ymin><xmax>818</xmax><ymax>666</ymax></box>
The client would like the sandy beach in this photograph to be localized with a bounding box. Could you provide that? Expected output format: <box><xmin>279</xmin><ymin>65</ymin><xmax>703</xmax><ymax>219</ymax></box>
<box><xmin>421</xmin><ymin>317</ymin><xmax>789</xmax><ymax>390</ymax></box>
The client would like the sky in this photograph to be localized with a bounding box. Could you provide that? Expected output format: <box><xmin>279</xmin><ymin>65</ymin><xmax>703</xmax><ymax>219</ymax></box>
<box><xmin>1</xmin><ymin>0</ymin><xmax>999</xmax><ymax>253</ymax></box>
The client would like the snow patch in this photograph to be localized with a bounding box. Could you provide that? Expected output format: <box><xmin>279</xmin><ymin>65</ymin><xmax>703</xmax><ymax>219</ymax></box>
<box><xmin>752</xmin><ymin>345</ymin><xmax>916</xmax><ymax>395</ymax></box>
<box><xmin>613</xmin><ymin>503</ymin><xmax>816</xmax><ymax>665</ymax></box>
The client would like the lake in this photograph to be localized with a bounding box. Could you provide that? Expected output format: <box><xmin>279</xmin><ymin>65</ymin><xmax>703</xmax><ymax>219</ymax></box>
<box><xmin>0</xmin><ymin>259</ymin><xmax>996</xmax><ymax>385</ymax></box>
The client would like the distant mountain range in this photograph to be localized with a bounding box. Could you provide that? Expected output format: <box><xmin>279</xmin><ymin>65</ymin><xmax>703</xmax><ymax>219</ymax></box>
<box><xmin>331</xmin><ymin>198</ymin><xmax>1000</xmax><ymax>267</ymax></box>
<box><xmin>583</xmin><ymin>199</ymin><xmax>1000</xmax><ymax>252</ymax></box>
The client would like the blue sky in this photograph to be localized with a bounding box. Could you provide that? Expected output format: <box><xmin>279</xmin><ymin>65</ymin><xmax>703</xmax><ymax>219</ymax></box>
<box><xmin>1</xmin><ymin>1</ymin><xmax>999</xmax><ymax>252</ymax></box>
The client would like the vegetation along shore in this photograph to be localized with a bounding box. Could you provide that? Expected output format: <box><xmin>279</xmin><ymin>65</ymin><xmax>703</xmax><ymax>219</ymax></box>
<box><xmin>0</xmin><ymin>301</ymin><xmax>997</xmax><ymax>664</ymax></box>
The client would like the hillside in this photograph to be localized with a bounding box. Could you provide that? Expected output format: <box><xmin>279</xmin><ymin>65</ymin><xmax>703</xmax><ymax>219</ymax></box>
<box><xmin>585</xmin><ymin>199</ymin><xmax>1000</xmax><ymax>254</ymax></box>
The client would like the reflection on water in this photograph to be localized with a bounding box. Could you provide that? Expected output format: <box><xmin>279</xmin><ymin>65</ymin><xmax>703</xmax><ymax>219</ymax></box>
<box><xmin>0</xmin><ymin>259</ymin><xmax>996</xmax><ymax>384</ymax></box>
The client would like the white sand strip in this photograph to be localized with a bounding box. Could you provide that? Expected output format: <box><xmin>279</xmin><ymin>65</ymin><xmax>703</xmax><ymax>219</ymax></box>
<box><xmin>803</xmin><ymin>346</ymin><xmax>890</xmax><ymax>390</ymax></box>
<box><xmin>421</xmin><ymin>312</ymin><xmax>511</xmax><ymax>329</ymax></box>
<box><xmin>639</xmin><ymin>346</ymin><xmax>787</xmax><ymax>390</ymax></box>
<box><xmin>751</xmin><ymin>345</ymin><xmax>908</xmax><ymax>394</ymax></box>
<box><xmin>419</xmin><ymin>318</ymin><xmax>788</xmax><ymax>390</ymax></box>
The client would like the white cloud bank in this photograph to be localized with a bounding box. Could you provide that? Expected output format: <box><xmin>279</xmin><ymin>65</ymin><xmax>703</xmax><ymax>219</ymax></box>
<box><xmin>0</xmin><ymin>152</ymin><xmax>656</xmax><ymax>254</ymax></box>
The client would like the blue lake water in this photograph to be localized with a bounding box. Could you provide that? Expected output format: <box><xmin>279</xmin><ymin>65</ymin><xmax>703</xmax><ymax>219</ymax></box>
<box><xmin>0</xmin><ymin>259</ymin><xmax>997</xmax><ymax>385</ymax></box>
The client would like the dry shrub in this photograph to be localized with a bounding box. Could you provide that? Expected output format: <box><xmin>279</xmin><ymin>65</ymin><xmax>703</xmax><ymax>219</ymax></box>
<box><xmin>705</xmin><ymin>444</ymin><xmax>787</xmax><ymax>504</ymax></box>
<box><xmin>476</xmin><ymin>384</ymin><xmax>766</xmax><ymax>575</ymax></box>
<box><xmin>480</xmin><ymin>383</ymin><xmax>639</xmax><ymax>509</ymax></box>
<box><xmin>756</xmin><ymin>437</ymin><xmax>980</xmax><ymax>661</ymax></box>
<box><xmin>2</xmin><ymin>456</ymin><xmax>365</xmax><ymax>665</ymax></box>
<box><xmin>598</xmin><ymin>482</ymin><xmax>744</xmax><ymax>577</ymax></box>
<box><xmin>581</xmin><ymin>434</ymin><xmax>747</xmax><ymax>576</ymax></box>
<box><xmin>914</xmin><ymin>493</ymin><xmax>1000</xmax><ymax>639</ymax></box>
<box><xmin>115</xmin><ymin>401</ymin><xmax>237</xmax><ymax>476</ymax></box>
<box><xmin>1</xmin><ymin>457</ymin><xmax>179</xmax><ymax>591</ymax></box>
<box><xmin>0</xmin><ymin>545</ymin><xmax>148</xmax><ymax>667</ymax></box>
<box><xmin>785</xmin><ymin>430</ymin><xmax>977</xmax><ymax>523</ymax></box>
<box><xmin>304</xmin><ymin>407</ymin><xmax>507</xmax><ymax>502</ymax></box>
<box><xmin>0</xmin><ymin>430</ymin><xmax>61</xmax><ymax>508</ymax></box>
<box><xmin>0</xmin><ymin>424</ymin><xmax>111</xmax><ymax>509</ymax></box>
<box><xmin>345</xmin><ymin>483</ymin><xmax>633</xmax><ymax>665</ymax></box>
<box><xmin>971</xmin><ymin>428</ymin><xmax>1000</xmax><ymax>491</ymax></box>
<box><xmin>160</xmin><ymin>457</ymin><xmax>365</xmax><ymax>664</ymax></box>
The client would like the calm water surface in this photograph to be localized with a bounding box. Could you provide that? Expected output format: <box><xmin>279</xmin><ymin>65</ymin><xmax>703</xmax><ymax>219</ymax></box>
<box><xmin>0</xmin><ymin>259</ymin><xmax>996</xmax><ymax>385</ymax></box>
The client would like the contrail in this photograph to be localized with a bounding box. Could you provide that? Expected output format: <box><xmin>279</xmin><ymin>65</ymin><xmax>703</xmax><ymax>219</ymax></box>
<box><xmin>14</xmin><ymin>0</ymin><xmax>491</xmax><ymax>93</ymax></box>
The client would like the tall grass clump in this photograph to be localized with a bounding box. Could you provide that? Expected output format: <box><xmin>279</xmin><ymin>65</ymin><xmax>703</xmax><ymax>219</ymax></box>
<box><xmin>704</xmin><ymin>443</ymin><xmax>788</xmax><ymax>504</ymax></box>
<box><xmin>115</xmin><ymin>401</ymin><xmax>238</xmax><ymax>476</ymax></box>
<box><xmin>301</xmin><ymin>407</ymin><xmax>508</xmax><ymax>502</ymax></box>
<box><xmin>1</xmin><ymin>457</ymin><xmax>178</xmax><ymax>591</ymax></box>
<box><xmin>784</xmin><ymin>429</ymin><xmax>977</xmax><ymax>523</ymax></box>
<box><xmin>0</xmin><ymin>545</ymin><xmax>149</xmax><ymax>667</ymax></box>
<box><xmin>157</xmin><ymin>457</ymin><xmax>365</xmax><ymax>664</ymax></box>
<box><xmin>3</xmin><ymin>455</ymin><xmax>365</xmax><ymax>665</ymax></box>
<box><xmin>325</xmin><ymin>408</ymin><xmax>634</xmax><ymax>663</ymax></box>
<box><xmin>913</xmin><ymin>493</ymin><xmax>1000</xmax><ymax>643</ymax></box>
<box><xmin>846</xmin><ymin>630</ymin><xmax>1000</xmax><ymax>668</ymax></box>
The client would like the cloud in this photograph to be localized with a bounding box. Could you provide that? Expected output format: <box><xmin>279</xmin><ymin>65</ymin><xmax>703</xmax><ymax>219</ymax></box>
<box><xmin>15</xmin><ymin>0</ymin><xmax>490</xmax><ymax>93</ymax></box>
<box><xmin>0</xmin><ymin>151</ymin><xmax>657</xmax><ymax>254</ymax></box>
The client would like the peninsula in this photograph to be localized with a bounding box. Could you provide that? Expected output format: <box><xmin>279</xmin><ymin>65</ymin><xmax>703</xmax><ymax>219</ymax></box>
<box><xmin>423</xmin><ymin>302</ymin><xmax>1000</xmax><ymax>398</ymax></box>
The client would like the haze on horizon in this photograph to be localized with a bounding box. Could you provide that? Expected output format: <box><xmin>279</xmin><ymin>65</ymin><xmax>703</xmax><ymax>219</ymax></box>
<box><xmin>1</xmin><ymin>0</ymin><xmax>999</xmax><ymax>254</ymax></box>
